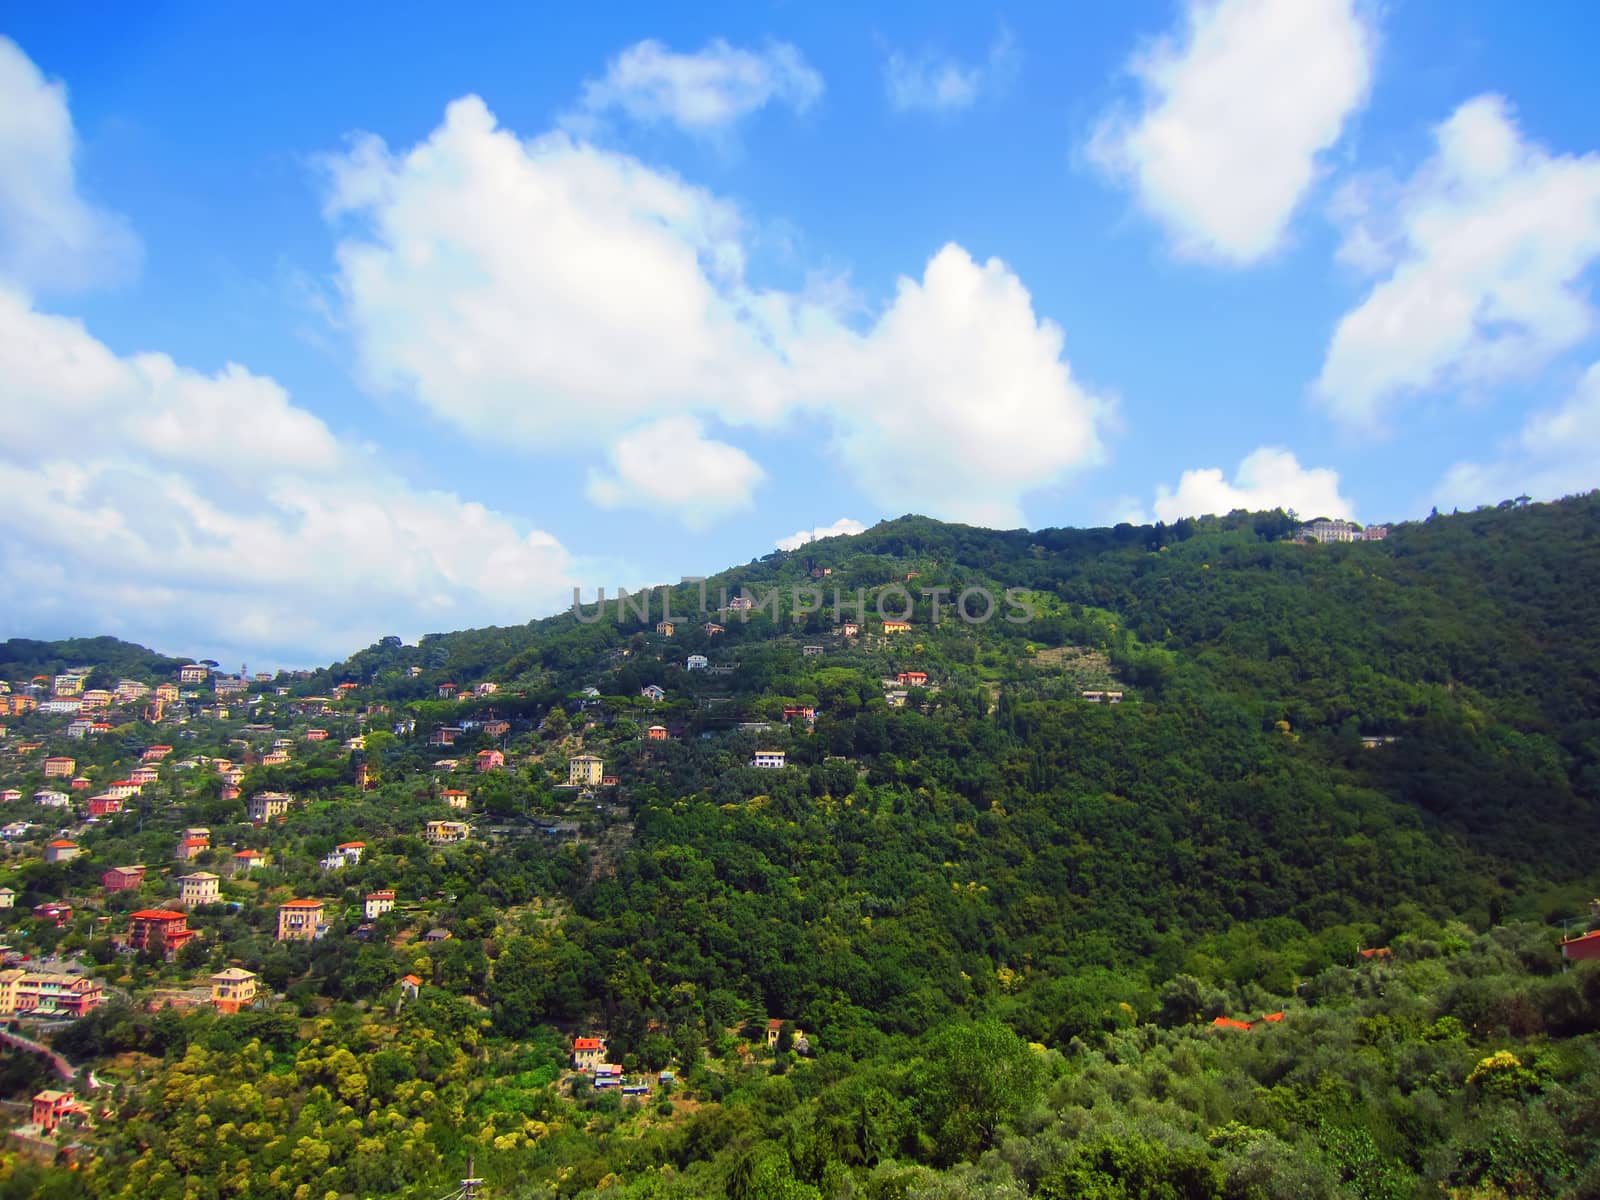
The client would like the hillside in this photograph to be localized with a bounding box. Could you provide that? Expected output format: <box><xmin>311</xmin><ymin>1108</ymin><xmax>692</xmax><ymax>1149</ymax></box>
<box><xmin>1</xmin><ymin>496</ymin><xmax>1598</xmax><ymax>1199</ymax></box>
<box><xmin>0</xmin><ymin>637</ymin><xmax>191</xmax><ymax>686</ymax></box>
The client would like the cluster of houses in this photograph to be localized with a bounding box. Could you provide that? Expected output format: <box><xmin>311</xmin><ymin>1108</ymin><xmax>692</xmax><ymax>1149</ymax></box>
<box><xmin>0</xmin><ymin>590</ymin><xmax>1121</xmax><ymax>1132</ymax></box>
<box><xmin>0</xmin><ymin>656</ymin><xmax>502</xmax><ymax>1040</ymax></box>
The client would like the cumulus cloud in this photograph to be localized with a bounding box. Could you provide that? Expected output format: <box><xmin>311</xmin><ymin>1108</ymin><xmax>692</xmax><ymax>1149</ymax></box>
<box><xmin>776</xmin><ymin>517</ymin><xmax>867</xmax><ymax>552</ymax></box>
<box><xmin>586</xmin><ymin>415</ymin><xmax>764</xmax><ymax>527</ymax></box>
<box><xmin>0</xmin><ymin>289</ymin><xmax>578</xmax><ymax>666</ymax></box>
<box><xmin>790</xmin><ymin>245</ymin><xmax>1107</xmax><ymax>527</ymax></box>
<box><xmin>1091</xmin><ymin>0</ymin><xmax>1375</xmax><ymax>264</ymax></box>
<box><xmin>884</xmin><ymin>30</ymin><xmax>1018</xmax><ymax>114</ymax></box>
<box><xmin>1138</xmin><ymin>446</ymin><xmax>1354</xmax><ymax>522</ymax></box>
<box><xmin>573</xmin><ymin>38</ymin><xmax>822</xmax><ymax>134</ymax></box>
<box><xmin>1315</xmin><ymin>95</ymin><xmax>1600</xmax><ymax>432</ymax></box>
<box><xmin>1434</xmin><ymin>362</ymin><xmax>1600</xmax><ymax>508</ymax></box>
<box><xmin>323</xmin><ymin>97</ymin><xmax>1111</xmax><ymax>527</ymax></box>
<box><xmin>0</xmin><ymin>37</ymin><xmax>140</xmax><ymax>293</ymax></box>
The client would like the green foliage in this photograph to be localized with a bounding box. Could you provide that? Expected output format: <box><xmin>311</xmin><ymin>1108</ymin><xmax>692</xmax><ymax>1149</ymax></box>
<box><xmin>9</xmin><ymin>497</ymin><xmax>1600</xmax><ymax>1200</ymax></box>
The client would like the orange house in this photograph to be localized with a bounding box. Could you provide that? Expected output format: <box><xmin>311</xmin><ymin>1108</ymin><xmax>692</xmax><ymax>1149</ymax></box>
<box><xmin>210</xmin><ymin>968</ymin><xmax>258</xmax><ymax>1014</ymax></box>
<box><xmin>276</xmin><ymin>898</ymin><xmax>325</xmax><ymax>941</ymax></box>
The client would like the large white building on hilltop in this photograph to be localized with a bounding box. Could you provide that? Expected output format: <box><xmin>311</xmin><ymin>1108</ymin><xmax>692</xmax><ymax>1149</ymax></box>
<box><xmin>1303</xmin><ymin>518</ymin><xmax>1359</xmax><ymax>543</ymax></box>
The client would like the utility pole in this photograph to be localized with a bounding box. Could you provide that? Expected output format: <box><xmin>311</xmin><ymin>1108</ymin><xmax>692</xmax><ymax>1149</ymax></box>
<box><xmin>460</xmin><ymin>1156</ymin><xmax>482</xmax><ymax>1200</ymax></box>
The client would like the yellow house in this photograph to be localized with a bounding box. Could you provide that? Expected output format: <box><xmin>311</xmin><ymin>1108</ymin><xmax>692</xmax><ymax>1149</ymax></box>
<box><xmin>424</xmin><ymin>820</ymin><xmax>471</xmax><ymax>844</ymax></box>
<box><xmin>568</xmin><ymin>755</ymin><xmax>604</xmax><ymax>786</ymax></box>
<box><xmin>276</xmin><ymin>899</ymin><xmax>325</xmax><ymax>941</ymax></box>
<box><xmin>211</xmin><ymin>968</ymin><xmax>258</xmax><ymax>1013</ymax></box>
<box><xmin>882</xmin><ymin>620</ymin><xmax>911</xmax><ymax>634</ymax></box>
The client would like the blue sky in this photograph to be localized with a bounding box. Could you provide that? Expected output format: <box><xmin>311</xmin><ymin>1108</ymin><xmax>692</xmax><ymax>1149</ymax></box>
<box><xmin>2</xmin><ymin>1</ymin><xmax>1598</xmax><ymax>667</ymax></box>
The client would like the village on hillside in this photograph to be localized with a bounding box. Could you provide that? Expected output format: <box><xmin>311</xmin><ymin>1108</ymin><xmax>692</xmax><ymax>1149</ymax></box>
<box><xmin>0</xmin><ymin>560</ymin><xmax>1146</xmax><ymax>1160</ymax></box>
<box><xmin>0</xmin><ymin>514</ymin><xmax>1497</xmax><ymax>1165</ymax></box>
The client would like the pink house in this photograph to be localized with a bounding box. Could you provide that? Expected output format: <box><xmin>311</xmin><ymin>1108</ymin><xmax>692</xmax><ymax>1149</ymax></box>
<box><xmin>476</xmin><ymin>749</ymin><xmax>505</xmax><ymax>772</ymax></box>
<box><xmin>102</xmin><ymin>866</ymin><xmax>146</xmax><ymax>892</ymax></box>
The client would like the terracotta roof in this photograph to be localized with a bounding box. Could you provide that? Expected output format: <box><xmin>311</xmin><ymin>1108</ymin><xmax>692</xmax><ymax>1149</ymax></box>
<box><xmin>131</xmin><ymin>909</ymin><xmax>187</xmax><ymax>921</ymax></box>
<box><xmin>47</xmin><ymin>840</ymin><xmax>77</xmax><ymax>848</ymax></box>
<box><xmin>574</xmin><ymin>1037</ymin><xmax>604</xmax><ymax>1050</ymax></box>
<box><xmin>280</xmin><ymin>898</ymin><xmax>323</xmax><ymax>908</ymax></box>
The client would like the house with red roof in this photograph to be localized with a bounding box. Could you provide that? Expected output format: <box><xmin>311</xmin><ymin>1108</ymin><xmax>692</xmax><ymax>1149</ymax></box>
<box><xmin>31</xmin><ymin>1089</ymin><xmax>89</xmax><ymax>1135</ymax></box>
<box><xmin>174</xmin><ymin>834</ymin><xmax>209</xmax><ymax>862</ymax></box>
<box><xmin>129</xmin><ymin>910</ymin><xmax>198</xmax><ymax>960</ymax></box>
<box><xmin>1561</xmin><ymin>930</ymin><xmax>1600</xmax><ymax>963</ymax></box>
<box><xmin>43</xmin><ymin>840</ymin><xmax>81</xmax><ymax>864</ymax></box>
<box><xmin>276</xmin><ymin>898</ymin><xmax>326</xmax><ymax>941</ymax></box>
<box><xmin>572</xmin><ymin>1036</ymin><xmax>607</xmax><ymax>1071</ymax></box>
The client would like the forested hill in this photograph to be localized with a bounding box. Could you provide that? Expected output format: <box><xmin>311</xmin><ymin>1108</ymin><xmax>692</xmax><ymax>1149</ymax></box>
<box><xmin>0</xmin><ymin>636</ymin><xmax>190</xmax><ymax>684</ymax></box>
<box><xmin>10</xmin><ymin>496</ymin><xmax>1600</xmax><ymax>1200</ymax></box>
<box><xmin>324</xmin><ymin>493</ymin><xmax>1600</xmax><ymax>884</ymax></box>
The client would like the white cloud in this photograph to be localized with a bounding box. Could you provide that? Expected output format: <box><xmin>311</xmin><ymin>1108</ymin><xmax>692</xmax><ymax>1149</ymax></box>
<box><xmin>791</xmin><ymin>244</ymin><xmax>1107</xmax><ymax>528</ymax></box>
<box><xmin>1434</xmin><ymin>362</ymin><xmax>1600</xmax><ymax>507</ymax></box>
<box><xmin>884</xmin><ymin>30</ymin><xmax>1018</xmax><ymax>114</ymax></box>
<box><xmin>1091</xmin><ymin>0</ymin><xmax>1375</xmax><ymax>265</ymax></box>
<box><xmin>776</xmin><ymin>517</ymin><xmax>867</xmax><ymax>552</ymax></box>
<box><xmin>1144</xmin><ymin>446</ymin><xmax>1354</xmax><ymax>522</ymax></box>
<box><xmin>323</xmin><ymin>97</ymin><xmax>1111</xmax><ymax>527</ymax></box>
<box><xmin>0</xmin><ymin>37</ymin><xmax>140</xmax><ymax>293</ymax></box>
<box><xmin>574</xmin><ymin>38</ymin><xmax>822</xmax><ymax>134</ymax></box>
<box><xmin>0</xmin><ymin>289</ymin><xmax>578</xmax><ymax>666</ymax></box>
<box><xmin>1315</xmin><ymin>95</ymin><xmax>1600</xmax><ymax>432</ymax></box>
<box><xmin>586</xmin><ymin>415</ymin><xmax>764</xmax><ymax>527</ymax></box>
